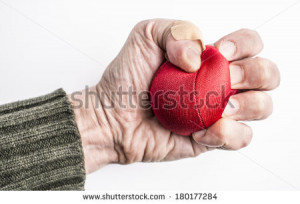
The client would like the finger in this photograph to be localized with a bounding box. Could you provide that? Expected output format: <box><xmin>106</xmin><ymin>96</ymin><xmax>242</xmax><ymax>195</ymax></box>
<box><xmin>192</xmin><ymin>118</ymin><xmax>253</xmax><ymax>150</ymax></box>
<box><xmin>230</xmin><ymin>57</ymin><xmax>280</xmax><ymax>90</ymax></box>
<box><xmin>222</xmin><ymin>91</ymin><xmax>273</xmax><ymax>120</ymax></box>
<box><xmin>163</xmin><ymin>132</ymin><xmax>210</xmax><ymax>161</ymax></box>
<box><xmin>214</xmin><ymin>28</ymin><xmax>263</xmax><ymax>61</ymax></box>
<box><xmin>166</xmin><ymin>34</ymin><xmax>203</xmax><ymax>73</ymax></box>
<box><xmin>136</xmin><ymin>19</ymin><xmax>205</xmax><ymax>72</ymax></box>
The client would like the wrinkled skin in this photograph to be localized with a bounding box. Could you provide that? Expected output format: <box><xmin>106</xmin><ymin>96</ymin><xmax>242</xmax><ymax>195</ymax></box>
<box><xmin>71</xmin><ymin>19</ymin><xmax>280</xmax><ymax>173</ymax></box>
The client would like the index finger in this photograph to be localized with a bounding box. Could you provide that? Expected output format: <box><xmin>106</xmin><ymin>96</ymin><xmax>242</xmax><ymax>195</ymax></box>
<box><xmin>214</xmin><ymin>29</ymin><xmax>264</xmax><ymax>61</ymax></box>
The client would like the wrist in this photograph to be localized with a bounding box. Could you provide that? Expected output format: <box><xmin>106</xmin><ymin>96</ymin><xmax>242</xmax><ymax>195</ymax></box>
<box><xmin>68</xmin><ymin>86</ymin><xmax>119</xmax><ymax>174</ymax></box>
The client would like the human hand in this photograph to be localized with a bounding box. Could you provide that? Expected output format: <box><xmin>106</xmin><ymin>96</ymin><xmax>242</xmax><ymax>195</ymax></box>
<box><xmin>70</xmin><ymin>19</ymin><xmax>280</xmax><ymax>173</ymax></box>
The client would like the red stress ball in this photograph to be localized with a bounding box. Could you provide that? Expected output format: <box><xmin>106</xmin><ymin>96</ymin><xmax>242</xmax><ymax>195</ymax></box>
<box><xmin>150</xmin><ymin>45</ymin><xmax>237</xmax><ymax>136</ymax></box>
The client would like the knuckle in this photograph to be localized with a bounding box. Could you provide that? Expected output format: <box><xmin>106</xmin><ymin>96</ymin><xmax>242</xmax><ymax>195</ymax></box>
<box><xmin>275</xmin><ymin>71</ymin><xmax>281</xmax><ymax>88</ymax></box>
<box><xmin>257</xmin><ymin>57</ymin><xmax>272</xmax><ymax>86</ymax></box>
<box><xmin>239</xmin><ymin>29</ymin><xmax>264</xmax><ymax>51</ymax></box>
<box><xmin>252</xmin><ymin>91</ymin><xmax>272</xmax><ymax>119</ymax></box>
<box><xmin>254</xmin><ymin>57</ymin><xmax>280</xmax><ymax>90</ymax></box>
<box><xmin>246</xmin><ymin>57</ymin><xmax>268</xmax><ymax>88</ymax></box>
<box><xmin>251</xmin><ymin>30</ymin><xmax>264</xmax><ymax>50</ymax></box>
<box><xmin>241</xmin><ymin>126</ymin><xmax>253</xmax><ymax>148</ymax></box>
<box><xmin>238</xmin><ymin>28</ymin><xmax>254</xmax><ymax>34</ymax></box>
<box><xmin>215</xmin><ymin>119</ymin><xmax>228</xmax><ymax>143</ymax></box>
<box><xmin>251</xmin><ymin>30</ymin><xmax>261</xmax><ymax>41</ymax></box>
<box><xmin>271</xmin><ymin>62</ymin><xmax>281</xmax><ymax>89</ymax></box>
<box><xmin>256</xmin><ymin>56</ymin><xmax>268</xmax><ymax>67</ymax></box>
<box><xmin>253</xmin><ymin>92</ymin><xmax>266</xmax><ymax>115</ymax></box>
<box><xmin>134</xmin><ymin>20</ymin><xmax>151</xmax><ymax>30</ymax></box>
<box><xmin>264</xmin><ymin>94</ymin><xmax>273</xmax><ymax>118</ymax></box>
<box><xmin>239</xmin><ymin>28</ymin><xmax>259</xmax><ymax>39</ymax></box>
<box><xmin>132</xmin><ymin>19</ymin><xmax>154</xmax><ymax>40</ymax></box>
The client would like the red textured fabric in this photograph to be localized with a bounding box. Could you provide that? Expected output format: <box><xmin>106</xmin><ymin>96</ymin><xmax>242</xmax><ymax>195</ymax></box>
<box><xmin>150</xmin><ymin>45</ymin><xmax>237</xmax><ymax>136</ymax></box>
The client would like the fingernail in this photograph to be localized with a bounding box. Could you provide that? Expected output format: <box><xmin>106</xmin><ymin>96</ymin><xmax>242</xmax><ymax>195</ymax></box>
<box><xmin>186</xmin><ymin>47</ymin><xmax>201</xmax><ymax>70</ymax></box>
<box><xmin>223</xmin><ymin>98</ymin><xmax>240</xmax><ymax>116</ymax></box>
<box><xmin>219</xmin><ymin>41</ymin><xmax>236</xmax><ymax>60</ymax></box>
<box><xmin>193</xmin><ymin>129</ymin><xmax>206</xmax><ymax>138</ymax></box>
<box><xmin>230</xmin><ymin>64</ymin><xmax>244</xmax><ymax>85</ymax></box>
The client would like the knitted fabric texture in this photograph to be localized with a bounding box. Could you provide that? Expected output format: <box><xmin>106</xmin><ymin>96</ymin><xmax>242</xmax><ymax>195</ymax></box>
<box><xmin>150</xmin><ymin>45</ymin><xmax>237</xmax><ymax>136</ymax></box>
<box><xmin>0</xmin><ymin>89</ymin><xmax>86</xmax><ymax>190</ymax></box>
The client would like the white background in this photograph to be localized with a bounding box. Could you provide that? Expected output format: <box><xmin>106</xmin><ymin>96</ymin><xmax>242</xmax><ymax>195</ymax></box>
<box><xmin>0</xmin><ymin>0</ymin><xmax>299</xmax><ymax>191</ymax></box>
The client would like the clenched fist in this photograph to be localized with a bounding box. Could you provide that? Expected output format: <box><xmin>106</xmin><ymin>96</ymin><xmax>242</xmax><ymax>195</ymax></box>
<box><xmin>69</xmin><ymin>19</ymin><xmax>280</xmax><ymax>174</ymax></box>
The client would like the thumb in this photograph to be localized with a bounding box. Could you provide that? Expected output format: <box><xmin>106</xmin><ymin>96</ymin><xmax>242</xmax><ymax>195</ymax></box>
<box><xmin>149</xmin><ymin>19</ymin><xmax>205</xmax><ymax>72</ymax></box>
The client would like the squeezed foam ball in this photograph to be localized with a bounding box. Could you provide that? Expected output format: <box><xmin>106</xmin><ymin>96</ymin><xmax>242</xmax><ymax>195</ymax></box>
<box><xmin>150</xmin><ymin>45</ymin><xmax>237</xmax><ymax>136</ymax></box>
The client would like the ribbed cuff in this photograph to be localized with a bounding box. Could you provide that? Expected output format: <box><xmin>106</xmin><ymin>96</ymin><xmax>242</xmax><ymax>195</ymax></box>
<box><xmin>0</xmin><ymin>89</ymin><xmax>86</xmax><ymax>190</ymax></box>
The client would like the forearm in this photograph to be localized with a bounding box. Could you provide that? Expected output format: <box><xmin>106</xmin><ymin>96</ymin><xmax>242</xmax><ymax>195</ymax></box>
<box><xmin>0</xmin><ymin>86</ymin><xmax>118</xmax><ymax>190</ymax></box>
<box><xmin>0</xmin><ymin>89</ymin><xmax>85</xmax><ymax>190</ymax></box>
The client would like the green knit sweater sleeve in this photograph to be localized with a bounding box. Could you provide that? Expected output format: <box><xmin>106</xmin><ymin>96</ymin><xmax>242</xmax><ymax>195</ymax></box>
<box><xmin>0</xmin><ymin>89</ymin><xmax>86</xmax><ymax>190</ymax></box>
